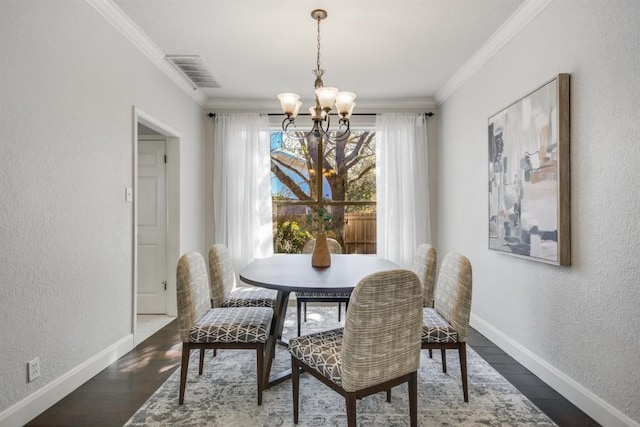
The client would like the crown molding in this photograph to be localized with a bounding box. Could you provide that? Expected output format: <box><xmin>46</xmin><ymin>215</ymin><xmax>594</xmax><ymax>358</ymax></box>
<box><xmin>86</xmin><ymin>0</ymin><xmax>208</xmax><ymax>107</ymax></box>
<box><xmin>87</xmin><ymin>0</ymin><xmax>548</xmax><ymax>110</ymax></box>
<box><xmin>435</xmin><ymin>0</ymin><xmax>553</xmax><ymax>104</ymax></box>
<box><xmin>87</xmin><ymin>0</ymin><xmax>433</xmax><ymax>112</ymax></box>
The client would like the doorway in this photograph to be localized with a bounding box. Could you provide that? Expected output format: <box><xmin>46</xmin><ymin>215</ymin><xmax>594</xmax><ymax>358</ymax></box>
<box><xmin>137</xmin><ymin>137</ymin><xmax>167</xmax><ymax>314</ymax></box>
<box><xmin>133</xmin><ymin>108</ymin><xmax>181</xmax><ymax>343</ymax></box>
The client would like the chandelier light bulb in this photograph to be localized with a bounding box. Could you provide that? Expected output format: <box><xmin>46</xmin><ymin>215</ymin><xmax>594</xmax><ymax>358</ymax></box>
<box><xmin>291</xmin><ymin>101</ymin><xmax>302</xmax><ymax>118</ymax></box>
<box><xmin>314</xmin><ymin>87</ymin><xmax>339</xmax><ymax>111</ymax></box>
<box><xmin>277</xmin><ymin>93</ymin><xmax>300</xmax><ymax>116</ymax></box>
<box><xmin>345</xmin><ymin>102</ymin><xmax>356</xmax><ymax>119</ymax></box>
<box><xmin>309</xmin><ymin>106</ymin><xmax>326</xmax><ymax>121</ymax></box>
<box><xmin>335</xmin><ymin>92</ymin><xmax>357</xmax><ymax>116</ymax></box>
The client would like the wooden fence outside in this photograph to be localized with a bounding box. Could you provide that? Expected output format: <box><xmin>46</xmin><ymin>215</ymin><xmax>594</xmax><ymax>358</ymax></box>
<box><xmin>343</xmin><ymin>214</ymin><xmax>377</xmax><ymax>254</ymax></box>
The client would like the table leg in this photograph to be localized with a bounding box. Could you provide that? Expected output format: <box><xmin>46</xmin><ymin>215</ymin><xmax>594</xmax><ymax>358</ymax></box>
<box><xmin>264</xmin><ymin>290</ymin><xmax>290</xmax><ymax>388</ymax></box>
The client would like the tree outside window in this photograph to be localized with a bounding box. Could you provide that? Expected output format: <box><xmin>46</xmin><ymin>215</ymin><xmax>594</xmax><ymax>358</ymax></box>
<box><xmin>271</xmin><ymin>129</ymin><xmax>376</xmax><ymax>254</ymax></box>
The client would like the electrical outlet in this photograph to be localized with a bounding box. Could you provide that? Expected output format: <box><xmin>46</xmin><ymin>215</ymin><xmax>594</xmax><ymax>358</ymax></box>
<box><xmin>28</xmin><ymin>357</ymin><xmax>41</xmax><ymax>382</ymax></box>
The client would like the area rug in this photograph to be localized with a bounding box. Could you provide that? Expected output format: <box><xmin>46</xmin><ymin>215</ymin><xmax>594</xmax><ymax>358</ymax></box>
<box><xmin>125</xmin><ymin>305</ymin><xmax>556</xmax><ymax>426</ymax></box>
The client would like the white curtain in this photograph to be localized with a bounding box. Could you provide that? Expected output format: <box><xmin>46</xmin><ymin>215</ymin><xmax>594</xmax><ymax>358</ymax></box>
<box><xmin>376</xmin><ymin>113</ymin><xmax>431</xmax><ymax>267</ymax></box>
<box><xmin>212</xmin><ymin>113</ymin><xmax>273</xmax><ymax>273</ymax></box>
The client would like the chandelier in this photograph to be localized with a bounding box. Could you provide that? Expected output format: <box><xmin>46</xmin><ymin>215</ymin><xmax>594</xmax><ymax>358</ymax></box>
<box><xmin>277</xmin><ymin>9</ymin><xmax>356</xmax><ymax>141</ymax></box>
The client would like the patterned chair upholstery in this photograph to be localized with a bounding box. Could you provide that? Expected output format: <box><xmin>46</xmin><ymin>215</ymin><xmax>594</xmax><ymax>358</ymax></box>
<box><xmin>412</xmin><ymin>243</ymin><xmax>437</xmax><ymax>308</ymax></box>
<box><xmin>412</xmin><ymin>243</ymin><xmax>437</xmax><ymax>360</ymax></box>
<box><xmin>295</xmin><ymin>238</ymin><xmax>348</xmax><ymax>336</ymax></box>
<box><xmin>209</xmin><ymin>243</ymin><xmax>278</xmax><ymax>308</ymax></box>
<box><xmin>176</xmin><ymin>252</ymin><xmax>273</xmax><ymax>405</ymax></box>
<box><xmin>421</xmin><ymin>252</ymin><xmax>472</xmax><ymax>402</ymax></box>
<box><xmin>289</xmin><ymin>269</ymin><xmax>423</xmax><ymax>427</ymax></box>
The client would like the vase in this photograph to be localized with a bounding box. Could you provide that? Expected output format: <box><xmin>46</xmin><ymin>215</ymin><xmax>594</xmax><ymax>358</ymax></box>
<box><xmin>311</xmin><ymin>232</ymin><xmax>331</xmax><ymax>268</ymax></box>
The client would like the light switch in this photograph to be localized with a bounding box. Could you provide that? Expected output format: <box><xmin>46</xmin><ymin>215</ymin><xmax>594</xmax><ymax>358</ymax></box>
<box><xmin>125</xmin><ymin>187</ymin><xmax>133</xmax><ymax>202</ymax></box>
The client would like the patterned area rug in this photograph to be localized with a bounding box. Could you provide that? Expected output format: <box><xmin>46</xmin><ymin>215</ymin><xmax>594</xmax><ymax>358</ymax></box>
<box><xmin>125</xmin><ymin>305</ymin><xmax>556</xmax><ymax>426</ymax></box>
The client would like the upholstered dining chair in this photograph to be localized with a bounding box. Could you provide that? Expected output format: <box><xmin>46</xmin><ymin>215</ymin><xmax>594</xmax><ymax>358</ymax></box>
<box><xmin>209</xmin><ymin>244</ymin><xmax>278</xmax><ymax>308</ymax></box>
<box><xmin>205</xmin><ymin>244</ymin><xmax>277</xmax><ymax>360</ymax></box>
<box><xmin>421</xmin><ymin>252</ymin><xmax>473</xmax><ymax>402</ymax></box>
<box><xmin>289</xmin><ymin>269</ymin><xmax>423</xmax><ymax>427</ymax></box>
<box><xmin>296</xmin><ymin>237</ymin><xmax>347</xmax><ymax>336</ymax></box>
<box><xmin>176</xmin><ymin>252</ymin><xmax>273</xmax><ymax>405</ymax></box>
<box><xmin>412</xmin><ymin>243</ymin><xmax>437</xmax><ymax>360</ymax></box>
<box><xmin>412</xmin><ymin>243</ymin><xmax>438</xmax><ymax>308</ymax></box>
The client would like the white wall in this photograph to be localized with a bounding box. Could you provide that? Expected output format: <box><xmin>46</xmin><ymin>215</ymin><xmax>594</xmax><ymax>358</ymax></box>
<box><xmin>0</xmin><ymin>1</ymin><xmax>206</xmax><ymax>424</ymax></box>
<box><xmin>437</xmin><ymin>0</ymin><xmax>640</xmax><ymax>425</ymax></box>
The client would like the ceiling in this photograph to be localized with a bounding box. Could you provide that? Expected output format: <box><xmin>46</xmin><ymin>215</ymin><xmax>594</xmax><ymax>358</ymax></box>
<box><xmin>106</xmin><ymin>0</ymin><xmax>531</xmax><ymax>110</ymax></box>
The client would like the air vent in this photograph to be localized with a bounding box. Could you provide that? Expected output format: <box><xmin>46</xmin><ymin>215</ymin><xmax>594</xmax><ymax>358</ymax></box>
<box><xmin>165</xmin><ymin>55</ymin><xmax>222</xmax><ymax>89</ymax></box>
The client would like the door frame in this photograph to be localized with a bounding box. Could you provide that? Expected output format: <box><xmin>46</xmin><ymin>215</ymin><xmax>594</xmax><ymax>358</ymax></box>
<box><xmin>132</xmin><ymin>107</ymin><xmax>181</xmax><ymax>338</ymax></box>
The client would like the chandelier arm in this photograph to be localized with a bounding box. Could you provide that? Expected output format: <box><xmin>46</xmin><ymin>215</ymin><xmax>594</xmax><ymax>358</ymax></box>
<box><xmin>317</xmin><ymin>114</ymin><xmax>331</xmax><ymax>137</ymax></box>
<box><xmin>335</xmin><ymin>126</ymin><xmax>351</xmax><ymax>140</ymax></box>
<box><xmin>282</xmin><ymin>118</ymin><xmax>314</xmax><ymax>141</ymax></box>
<box><xmin>313</xmin><ymin>114</ymin><xmax>351</xmax><ymax>143</ymax></box>
<box><xmin>324</xmin><ymin>118</ymin><xmax>351</xmax><ymax>143</ymax></box>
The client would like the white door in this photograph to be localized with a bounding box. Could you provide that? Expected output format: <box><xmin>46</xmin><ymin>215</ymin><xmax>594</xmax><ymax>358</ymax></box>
<box><xmin>137</xmin><ymin>139</ymin><xmax>167</xmax><ymax>314</ymax></box>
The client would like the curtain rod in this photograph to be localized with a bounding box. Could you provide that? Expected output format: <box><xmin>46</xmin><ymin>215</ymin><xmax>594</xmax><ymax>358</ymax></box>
<box><xmin>207</xmin><ymin>112</ymin><xmax>434</xmax><ymax>118</ymax></box>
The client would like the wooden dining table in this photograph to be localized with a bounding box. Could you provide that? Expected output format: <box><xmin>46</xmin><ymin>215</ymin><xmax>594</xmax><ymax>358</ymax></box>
<box><xmin>239</xmin><ymin>253</ymin><xmax>399</xmax><ymax>389</ymax></box>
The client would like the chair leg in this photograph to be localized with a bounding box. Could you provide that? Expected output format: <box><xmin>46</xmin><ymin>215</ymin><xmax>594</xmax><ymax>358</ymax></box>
<box><xmin>256</xmin><ymin>344</ymin><xmax>264</xmax><ymax>406</ymax></box>
<box><xmin>386</xmin><ymin>388</ymin><xmax>392</xmax><ymax>402</ymax></box>
<box><xmin>304</xmin><ymin>302</ymin><xmax>307</xmax><ymax>322</ymax></box>
<box><xmin>338</xmin><ymin>302</ymin><xmax>342</xmax><ymax>321</ymax></box>
<box><xmin>292</xmin><ymin>357</ymin><xmax>300</xmax><ymax>424</ymax></box>
<box><xmin>409</xmin><ymin>371</ymin><xmax>418</xmax><ymax>427</ymax></box>
<box><xmin>346</xmin><ymin>392</ymin><xmax>357</xmax><ymax>427</ymax></box>
<box><xmin>297</xmin><ymin>299</ymin><xmax>302</xmax><ymax>337</ymax></box>
<box><xmin>198</xmin><ymin>348</ymin><xmax>205</xmax><ymax>375</ymax></box>
<box><xmin>459</xmin><ymin>342</ymin><xmax>469</xmax><ymax>402</ymax></box>
<box><xmin>179</xmin><ymin>344</ymin><xmax>190</xmax><ymax>405</ymax></box>
<box><xmin>428</xmin><ymin>349</ymin><xmax>433</xmax><ymax>358</ymax></box>
<box><xmin>441</xmin><ymin>348</ymin><xmax>447</xmax><ymax>373</ymax></box>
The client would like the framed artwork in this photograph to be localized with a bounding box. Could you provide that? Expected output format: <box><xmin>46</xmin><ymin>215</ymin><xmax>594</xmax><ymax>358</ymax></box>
<box><xmin>488</xmin><ymin>74</ymin><xmax>570</xmax><ymax>266</ymax></box>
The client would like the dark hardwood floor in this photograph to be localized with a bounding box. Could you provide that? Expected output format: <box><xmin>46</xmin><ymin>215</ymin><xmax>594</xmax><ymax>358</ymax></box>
<box><xmin>27</xmin><ymin>319</ymin><xmax>600</xmax><ymax>427</ymax></box>
<box><xmin>466</xmin><ymin>329</ymin><xmax>600</xmax><ymax>427</ymax></box>
<box><xmin>26</xmin><ymin>321</ymin><xmax>182</xmax><ymax>427</ymax></box>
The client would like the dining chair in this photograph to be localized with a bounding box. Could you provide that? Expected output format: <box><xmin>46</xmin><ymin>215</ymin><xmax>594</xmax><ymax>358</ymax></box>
<box><xmin>296</xmin><ymin>237</ymin><xmax>348</xmax><ymax>336</ymax></box>
<box><xmin>209</xmin><ymin>243</ymin><xmax>278</xmax><ymax>308</ymax></box>
<box><xmin>412</xmin><ymin>243</ymin><xmax>438</xmax><ymax>359</ymax></box>
<box><xmin>205</xmin><ymin>243</ymin><xmax>277</xmax><ymax>360</ymax></box>
<box><xmin>176</xmin><ymin>252</ymin><xmax>273</xmax><ymax>405</ymax></box>
<box><xmin>289</xmin><ymin>269</ymin><xmax>423</xmax><ymax>427</ymax></box>
<box><xmin>421</xmin><ymin>252</ymin><xmax>473</xmax><ymax>402</ymax></box>
<box><xmin>412</xmin><ymin>243</ymin><xmax>438</xmax><ymax>308</ymax></box>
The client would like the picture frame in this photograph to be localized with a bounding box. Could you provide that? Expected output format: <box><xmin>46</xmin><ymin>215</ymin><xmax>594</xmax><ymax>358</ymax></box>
<box><xmin>488</xmin><ymin>73</ymin><xmax>570</xmax><ymax>266</ymax></box>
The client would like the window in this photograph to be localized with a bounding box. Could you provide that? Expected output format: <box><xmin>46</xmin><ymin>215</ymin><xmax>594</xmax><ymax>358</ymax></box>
<box><xmin>271</xmin><ymin>129</ymin><xmax>376</xmax><ymax>254</ymax></box>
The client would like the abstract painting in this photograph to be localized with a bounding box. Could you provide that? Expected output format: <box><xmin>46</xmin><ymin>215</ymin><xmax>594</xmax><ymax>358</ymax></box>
<box><xmin>488</xmin><ymin>74</ymin><xmax>570</xmax><ymax>266</ymax></box>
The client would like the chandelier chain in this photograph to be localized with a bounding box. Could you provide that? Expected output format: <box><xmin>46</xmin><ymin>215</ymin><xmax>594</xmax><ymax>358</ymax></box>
<box><xmin>316</xmin><ymin>16</ymin><xmax>321</xmax><ymax>72</ymax></box>
<box><xmin>313</xmin><ymin>15</ymin><xmax>324</xmax><ymax>81</ymax></box>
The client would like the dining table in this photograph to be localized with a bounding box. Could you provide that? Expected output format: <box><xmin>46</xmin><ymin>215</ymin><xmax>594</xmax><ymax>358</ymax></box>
<box><xmin>239</xmin><ymin>253</ymin><xmax>399</xmax><ymax>389</ymax></box>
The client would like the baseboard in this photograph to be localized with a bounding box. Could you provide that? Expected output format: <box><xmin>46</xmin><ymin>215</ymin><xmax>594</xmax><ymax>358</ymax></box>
<box><xmin>470</xmin><ymin>313</ymin><xmax>639</xmax><ymax>427</ymax></box>
<box><xmin>0</xmin><ymin>334</ymin><xmax>134</xmax><ymax>427</ymax></box>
